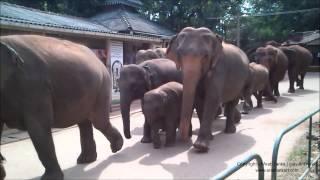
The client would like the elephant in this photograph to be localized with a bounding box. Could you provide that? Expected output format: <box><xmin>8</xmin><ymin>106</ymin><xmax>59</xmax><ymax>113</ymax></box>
<box><xmin>242</xmin><ymin>62</ymin><xmax>277</xmax><ymax>114</ymax></box>
<box><xmin>166</xmin><ymin>27</ymin><xmax>250</xmax><ymax>152</ymax></box>
<box><xmin>0</xmin><ymin>155</ymin><xmax>4</xmax><ymax>180</ymax></box>
<box><xmin>142</xmin><ymin>82</ymin><xmax>183</xmax><ymax>149</ymax></box>
<box><xmin>255</xmin><ymin>45</ymin><xmax>288</xmax><ymax>97</ymax></box>
<box><xmin>136</xmin><ymin>48</ymin><xmax>166</xmax><ymax>64</ymax></box>
<box><xmin>279</xmin><ymin>45</ymin><xmax>312</xmax><ymax>92</ymax></box>
<box><xmin>0</xmin><ymin>35</ymin><xmax>123</xmax><ymax>180</ymax></box>
<box><xmin>118</xmin><ymin>58</ymin><xmax>182</xmax><ymax>143</ymax></box>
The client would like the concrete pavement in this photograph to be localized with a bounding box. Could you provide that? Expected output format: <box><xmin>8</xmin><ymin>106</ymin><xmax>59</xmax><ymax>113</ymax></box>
<box><xmin>1</xmin><ymin>73</ymin><xmax>319</xmax><ymax>179</ymax></box>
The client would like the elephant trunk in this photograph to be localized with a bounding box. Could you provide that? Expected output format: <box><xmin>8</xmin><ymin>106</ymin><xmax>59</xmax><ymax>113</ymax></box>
<box><xmin>179</xmin><ymin>58</ymin><xmax>202</xmax><ymax>140</ymax></box>
<box><xmin>120</xmin><ymin>95</ymin><xmax>132</xmax><ymax>139</ymax></box>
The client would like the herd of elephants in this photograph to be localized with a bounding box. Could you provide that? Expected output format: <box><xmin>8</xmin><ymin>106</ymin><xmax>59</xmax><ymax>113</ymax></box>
<box><xmin>0</xmin><ymin>27</ymin><xmax>313</xmax><ymax>179</ymax></box>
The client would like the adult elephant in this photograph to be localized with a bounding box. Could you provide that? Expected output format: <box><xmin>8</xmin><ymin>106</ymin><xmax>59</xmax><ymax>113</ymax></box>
<box><xmin>166</xmin><ymin>27</ymin><xmax>250</xmax><ymax>152</ymax></box>
<box><xmin>136</xmin><ymin>48</ymin><xmax>166</xmax><ymax>64</ymax></box>
<box><xmin>118</xmin><ymin>59</ymin><xmax>182</xmax><ymax>142</ymax></box>
<box><xmin>255</xmin><ymin>45</ymin><xmax>288</xmax><ymax>97</ymax></box>
<box><xmin>279</xmin><ymin>45</ymin><xmax>312</xmax><ymax>92</ymax></box>
<box><xmin>0</xmin><ymin>35</ymin><xmax>123</xmax><ymax>180</ymax></box>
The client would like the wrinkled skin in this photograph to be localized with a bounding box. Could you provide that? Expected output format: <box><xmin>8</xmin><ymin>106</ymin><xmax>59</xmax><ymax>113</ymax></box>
<box><xmin>242</xmin><ymin>62</ymin><xmax>277</xmax><ymax>114</ymax></box>
<box><xmin>0</xmin><ymin>35</ymin><xmax>123</xmax><ymax>180</ymax></box>
<box><xmin>142</xmin><ymin>82</ymin><xmax>184</xmax><ymax>149</ymax></box>
<box><xmin>118</xmin><ymin>59</ymin><xmax>182</xmax><ymax>142</ymax></box>
<box><xmin>136</xmin><ymin>48</ymin><xmax>166</xmax><ymax>64</ymax></box>
<box><xmin>255</xmin><ymin>45</ymin><xmax>288</xmax><ymax>97</ymax></box>
<box><xmin>279</xmin><ymin>45</ymin><xmax>312</xmax><ymax>92</ymax></box>
<box><xmin>167</xmin><ymin>27</ymin><xmax>249</xmax><ymax>152</ymax></box>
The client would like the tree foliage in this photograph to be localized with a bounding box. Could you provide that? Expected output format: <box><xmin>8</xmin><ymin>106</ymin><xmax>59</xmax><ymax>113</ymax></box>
<box><xmin>2</xmin><ymin>0</ymin><xmax>319</xmax><ymax>50</ymax></box>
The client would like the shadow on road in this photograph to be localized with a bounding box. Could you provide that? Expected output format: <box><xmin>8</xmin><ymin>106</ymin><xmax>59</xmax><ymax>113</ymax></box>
<box><xmin>282</xmin><ymin>88</ymin><xmax>318</xmax><ymax>97</ymax></box>
<box><xmin>158</xmin><ymin>132</ymin><xmax>255</xmax><ymax>179</ymax></box>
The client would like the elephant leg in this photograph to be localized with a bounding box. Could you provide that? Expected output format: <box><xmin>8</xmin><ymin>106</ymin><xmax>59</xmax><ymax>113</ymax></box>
<box><xmin>255</xmin><ymin>91</ymin><xmax>262</xmax><ymax>108</ymax></box>
<box><xmin>273</xmin><ymin>82</ymin><xmax>280</xmax><ymax>97</ymax></box>
<box><xmin>77</xmin><ymin>121</ymin><xmax>97</xmax><ymax>164</ymax></box>
<box><xmin>0</xmin><ymin>122</ymin><xmax>4</xmax><ymax>161</ymax></box>
<box><xmin>194</xmin><ymin>94</ymin><xmax>213</xmax><ymax>139</ymax></box>
<box><xmin>193</xmin><ymin>82</ymin><xmax>221</xmax><ymax>152</ymax></box>
<box><xmin>242</xmin><ymin>89</ymin><xmax>253</xmax><ymax>114</ymax></box>
<box><xmin>264</xmin><ymin>82</ymin><xmax>277</xmax><ymax>103</ymax></box>
<box><xmin>151</xmin><ymin>126</ymin><xmax>161</xmax><ymax>149</ymax></box>
<box><xmin>288</xmin><ymin>68</ymin><xmax>296</xmax><ymax>93</ymax></box>
<box><xmin>224</xmin><ymin>98</ymin><xmax>240</xmax><ymax>133</ymax></box>
<box><xmin>296</xmin><ymin>75</ymin><xmax>302</xmax><ymax>87</ymax></box>
<box><xmin>0</xmin><ymin>122</ymin><xmax>5</xmax><ymax>180</ymax></box>
<box><xmin>194</xmin><ymin>93</ymin><xmax>204</xmax><ymax>121</ymax></box>
<box><xmin>165</xmin><ymin>119</ymin><xmax>176</xmax><ymax>147</ymax></box>
<box><xmin>299</xmin><ymin>72</ymin><xmax>306</xmax><ymax>89</ymax></box>
<box><xmin>92</xmin><ymin>119</ymin><xmax>123</xmax><ymax>153</ymax></box>
<box><xmin>24</xmin><ymin>95</ymin><xmax>63</xmax><ymax>180</ymax></box>
<box><xmin>91</xmin><ymin>88</ymin><xmax>123</xmax><ymax>153</ymax></box>
<box><xmin>140</xmin><ymin>121</ymin><xmax>152</xmax><ymax>143</ymax></box>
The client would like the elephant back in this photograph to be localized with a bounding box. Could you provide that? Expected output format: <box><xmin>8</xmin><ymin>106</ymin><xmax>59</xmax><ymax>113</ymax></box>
<box><xmin>140</xmin><ymin>58</ymin><xmax>182</xmax><ymax>89</ymax></box>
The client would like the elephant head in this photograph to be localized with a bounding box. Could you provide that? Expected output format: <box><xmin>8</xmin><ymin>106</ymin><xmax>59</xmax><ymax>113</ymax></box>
<box><xmin>166</xmin><ymin>27</ymin><xmax>223</xmax><ymax>139</ymax></box>
<box><xmin>118</xmin><ymin>65</ymin><xmax>149</xmax><ymax>139</ymax></box>
<box><xmin>255</xmin><ymin>45</ymin><xmax>278</xmax><ymax>71</ymax></box>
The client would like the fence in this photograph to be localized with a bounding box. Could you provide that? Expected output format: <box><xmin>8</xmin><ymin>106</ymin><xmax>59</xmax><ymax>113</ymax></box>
<box><xmin>212</xmin><ymin>108</ymin><xmax>320</xmax><ymax>180</ymax></box>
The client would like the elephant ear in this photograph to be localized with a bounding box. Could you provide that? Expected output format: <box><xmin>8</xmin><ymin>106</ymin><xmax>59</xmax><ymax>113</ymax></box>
<box><xmin>205</xmin><ymin>32</ymin><xmax>223</xmax><ymax>70</ymax></box>
<box><xmin>166</xmin><ymin>35</ymin><xmax>180</xmax><ymax>68</ymax></box>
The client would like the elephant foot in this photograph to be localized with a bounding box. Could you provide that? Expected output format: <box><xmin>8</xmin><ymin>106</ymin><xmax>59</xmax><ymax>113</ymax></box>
<box><xmin>141</xmin><ymin>136</ymin><xmax>152</xmax><ymax>143</ymax></box>
<box><xmin>108</xmin><ymin>129</ymin><xmax>124</xmax><ymax>153</ymax></box>
<box><xmin>42</xmin><ymin>169</ymin><xmax>64</xmax><ymax>180</ymax></box>
<box><xmin>288</xmin><ymin>88</ymin><xmax>295</xmax><ymax>93</ymax></box>
<box><xmin>299</xmin><ymin>86</ymin><xmax>304</xmax><ymax>90</ymax></box>
<box><xmin>241</xmin><ymin>110</ymin><xmax>249</xmax><ymax>114</ymax></box>
<box><xmin>256</xmin><ymin>104</ymin><xmax>263</xmax><ymax>108</ymax></box>
<box><xmin>77</xmin><ymin>151</ymin><xmax>97</xmax><ymax>164</ymax></box>
<box><xmin>124</xmin><ymin>131</ymin><xmax>131</xmax><ymax>139</ymax></box>
<box><xmin>153</xmin><ymin>142</ymin><xmax>161</xmax><ymax>149</ymax></box>
<box><xmin>224</xmin><ymin>125</ymin><xmax>236</xmax><ymax>134</ymax></box>
<box><xmin>193</xmin><ymin>137</ymin><xmax>209</xmax><ymax>153</ymax></box>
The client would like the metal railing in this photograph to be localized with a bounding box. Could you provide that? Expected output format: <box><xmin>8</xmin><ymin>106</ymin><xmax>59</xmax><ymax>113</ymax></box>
<box><xmin>271</xmin><ymin>108</ymin><xmax>320</xmax><ymax>180</ymax></box>
<box><xmin>211</xmin><ymin>108</ymin><xmax>319</xmax><ymax>180</ymax></box>
<box><xmin>212</xmin><ymin>153</ymin><xmax>264</xmax><ymax>180</ymax></box>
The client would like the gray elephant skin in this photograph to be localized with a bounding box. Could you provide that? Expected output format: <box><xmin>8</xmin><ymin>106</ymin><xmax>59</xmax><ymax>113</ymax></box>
<box><xmin>242</xmin><ymin>62</ymin><xmax>277</xmax><ymax>114</ymax></box>
<box><xmin>142</xmin><ymin>82</ymin><xmax>183</xmax><ymax>149</ymax></box>
<box><xmin>136</xmin><ymin>48</ymin><xmax>166</xmax><ymax>64</ymax></box>
<box><xmin>167</xmin><ymin>27</ymin><xmax>250</xmax><ymax>152</ymax></box>
<box><xmin>279</xmin><ymin>45</ymin><xmax>312</xmax><ymax>92</ymax></box>
<box><xmin>118</xmin><ymin>58</ymin><xmax>182</xmax><ymax>143</ymax></box>
<box><xmin>255</xmin><ymin>45</ymin><xmax>288</xmax><ymax>97</ymax></box>
<box><xmin>0</xmin><ymin>35</ymin><xmax>123</xmax><ymax>180</ymax></box>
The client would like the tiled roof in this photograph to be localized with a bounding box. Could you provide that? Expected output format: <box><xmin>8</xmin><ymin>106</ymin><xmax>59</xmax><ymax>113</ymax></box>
<box><xmin>90</xmin><ymin>8</ymin><xmax>175</xmax><ymax>37</ymax></box>
<box><xmin>105</xmin><ymin>0</ymin><xmax>143</xmax><ymax>8</ymax></box>
<box><xmin>0</xmin><ymin>2</ymin><xmax>114</xmax><ymax>33</ymax></box>
<box><xmin>285</xmin><ymin>30</ymin><xmax>320</xmax><ymax>45</ymax></box>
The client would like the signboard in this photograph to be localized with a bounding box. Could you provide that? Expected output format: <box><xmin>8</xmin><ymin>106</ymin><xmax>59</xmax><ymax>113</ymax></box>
<box><xmin>110</xmin><ymin>41</ymin><xmax>123</xmax><ymax>94</ymax></box>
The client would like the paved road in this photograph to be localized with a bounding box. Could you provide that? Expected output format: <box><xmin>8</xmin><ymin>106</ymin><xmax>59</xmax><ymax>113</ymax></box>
<box><xmin>1</xmin><ymin>73</ymin><xmax>319</xmax><ymax>179</ymax></box>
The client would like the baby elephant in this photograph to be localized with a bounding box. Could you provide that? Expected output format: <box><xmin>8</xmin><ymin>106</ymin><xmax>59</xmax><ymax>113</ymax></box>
<box><xmin>242</xmin><ymin>62</ymin><xmax>277</xmax><ymax>114</ymax></box>
<box><xmin>142</xmin><ymin>82</ymin><xmax>183</xmax><ymax>149</ymax></box>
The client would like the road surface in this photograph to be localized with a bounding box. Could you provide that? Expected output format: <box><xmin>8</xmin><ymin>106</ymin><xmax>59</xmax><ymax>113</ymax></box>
<box><xmin>1</xmin><ymin>72</ymin><xmax>319</xmax><ymax>179</ymax></box>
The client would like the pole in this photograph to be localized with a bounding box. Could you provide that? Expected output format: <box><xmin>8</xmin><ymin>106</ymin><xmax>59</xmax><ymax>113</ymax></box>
<box><xmin>236</xmin><ymin>13</ymin><xmax>240</xmax><ymax>47</ymax></box>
